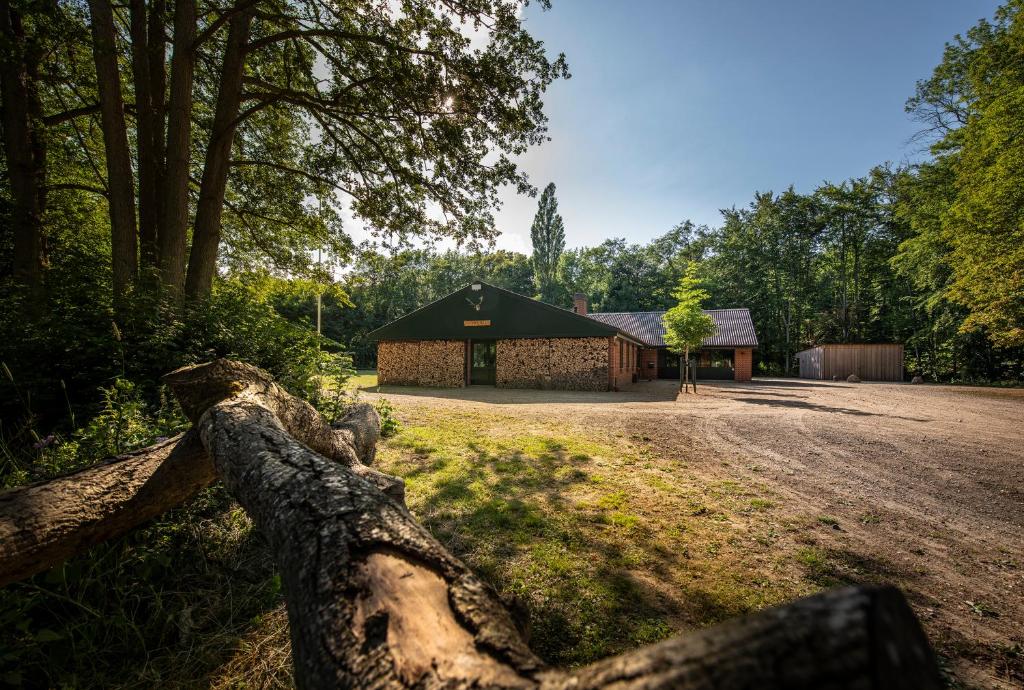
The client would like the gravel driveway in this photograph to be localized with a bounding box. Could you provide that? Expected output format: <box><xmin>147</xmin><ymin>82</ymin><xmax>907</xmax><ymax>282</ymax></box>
<box><xmin>366</xmin><ymin>378</ymin><xmax>1024</xmax><ymax>687</ymax></box>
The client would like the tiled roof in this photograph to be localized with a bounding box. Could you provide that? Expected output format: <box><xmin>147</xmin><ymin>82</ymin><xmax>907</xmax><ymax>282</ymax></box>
<box><xmin>586</xmin><ymin>309</ymin><xmax>758</xmax><ymax>348</ymax></box>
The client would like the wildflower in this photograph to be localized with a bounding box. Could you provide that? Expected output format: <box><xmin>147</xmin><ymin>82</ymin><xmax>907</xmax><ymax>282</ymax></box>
<box><xmin>32</xmin><ymin>434</ymin><xmax>56</xmax><ymax>451</ymax></box>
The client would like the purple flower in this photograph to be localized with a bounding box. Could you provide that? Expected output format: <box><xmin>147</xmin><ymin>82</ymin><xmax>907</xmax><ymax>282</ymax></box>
<box><xmin>32</xmin><ymin>434</ymin><xmax>56</xmax><ymax>451</ymax></box>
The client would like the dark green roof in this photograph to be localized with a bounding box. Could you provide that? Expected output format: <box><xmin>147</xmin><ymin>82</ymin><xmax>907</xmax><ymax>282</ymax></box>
<box><xmin>367</xmin><ymin>281</ymin><xmax>640</xmax><ymax>343</ymax></box>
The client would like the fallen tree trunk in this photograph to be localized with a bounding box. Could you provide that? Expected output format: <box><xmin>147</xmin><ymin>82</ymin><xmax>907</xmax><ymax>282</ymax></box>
<box><xmin>165</xmin><ymin>359</ymin><xmax>941</xmax><ymax>689</ymax></box>
<box><xmin>0</xmin><ymin>431</ymin><xmax>211</xmax><ymax>588</ymax></box>
<box><xmin>0</xmin><ymin>369</ymin><xmax>391</xmax><ymax>586</ymax></box>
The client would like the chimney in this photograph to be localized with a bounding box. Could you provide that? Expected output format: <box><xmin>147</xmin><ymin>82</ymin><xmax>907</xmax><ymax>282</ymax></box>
<box><xmin>573</xmin><ymin>293</ymin><xmax>588</xmax><ymax>315</ymax></box>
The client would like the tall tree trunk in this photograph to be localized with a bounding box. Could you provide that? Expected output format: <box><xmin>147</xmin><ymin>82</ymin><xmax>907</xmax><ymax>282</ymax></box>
<box><xmin>184</xmin><ymin>5</ymin><xmax>253</xmax><ymax>301</ymax></box>
<box><xmin>129</xmin><ymin>0</ymin><xmax>159</xmax><ymax>275</ymax></box>
<box><xmin>0</xmin><ymin>0</ymin><xmax>46</xmax><ymax>307</ymax></box>
<box><xmin>148</xmin><ymin>0</ymin><xmax>167</xmax><ymax>258</ymax></box>
<box><xmin>159</xmin><ymin>0</ymin><xmax>195</xmax><ymax>303</ymax></box>
<box><xmin>88</xmin><ymin>0</ymin><xmax>139</xmax><ymax>310</ymax></box>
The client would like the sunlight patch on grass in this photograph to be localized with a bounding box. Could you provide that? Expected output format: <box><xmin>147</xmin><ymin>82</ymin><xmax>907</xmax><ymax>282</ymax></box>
<box><xmin>375</xmin><ymin>403</ymin><xmax>813</xmax><ymax>667</ymax></box>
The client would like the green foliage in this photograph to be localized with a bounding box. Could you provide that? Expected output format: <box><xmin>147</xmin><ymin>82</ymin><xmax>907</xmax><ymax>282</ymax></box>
<box><xmin>332</xmin><ymin>244</ymin><xmax>535</xmax><ymax>365</ymax></box>
<box><xmin>374</xmin><ymin>398</ymin><xmax>401</xmax><ymax>438</ymax></box>
<box><xmin>662</xmin><ymin>265</ymin><xmax>717</xmax><ymax>357</ymax></box>
<box><xmin>530</xmin><ymin>182</ymin><xmax>567</xmax><ymax>303</ymax></box>
<box><xmin>898</xmin><ymin>0</ymin><xmax>1024</xmax><ymax>349</ymax></box>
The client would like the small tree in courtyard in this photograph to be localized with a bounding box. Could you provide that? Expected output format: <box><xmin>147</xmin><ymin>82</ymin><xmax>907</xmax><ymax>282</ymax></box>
<box><xmin>662</xmin><ymin>265</ymin><xmax>717</xmax><ymax>392</ymax></box>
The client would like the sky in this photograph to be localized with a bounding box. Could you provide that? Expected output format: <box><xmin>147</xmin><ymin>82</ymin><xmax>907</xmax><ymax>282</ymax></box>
<box><xmin>481</xmin><ymin>0</ymin><xmax>1000</xmax><ymax>255</ymax></box>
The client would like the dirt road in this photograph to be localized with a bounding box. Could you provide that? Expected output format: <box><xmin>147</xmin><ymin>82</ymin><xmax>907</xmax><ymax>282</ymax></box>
<box><xmin>366</xmin><ymin>378</ymin><xmax>1024</xmax><ymax>687</ymax></box>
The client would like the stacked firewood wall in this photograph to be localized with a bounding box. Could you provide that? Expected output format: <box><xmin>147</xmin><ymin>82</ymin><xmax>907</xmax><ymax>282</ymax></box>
<box><xmin>495</xmin><ymin>337</ymin><xmax>610</xmax><ymax>391</ymax></box>
<box><xmin>377</xmin><ymin>341</ymin><xmax>465</xmax><ymax>387</ymax></box>
<box><xmin>495</xmin><ymin>339</ymin><xmax>550</xmax><ymax>388</ymax></box>
<box><xmin>418</xmin><ymin>340</ymin><xmax>466</xmax><ymax>387</ymax></box>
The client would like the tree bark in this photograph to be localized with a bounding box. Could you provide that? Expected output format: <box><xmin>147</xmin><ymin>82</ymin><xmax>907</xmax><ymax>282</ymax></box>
<box><xmin>0</xmin><ymin>0</ymin><xmax>46</xmax><ymax>305</ymax></box>
<box><xmin>88</xmin><ymin>0</ymin><xmax>139</xmax><ymax>309</ymax></box>
<box><xmin>544</xmin><ymin>585</ymin><xmax>940</xmax><ymax>690</ymax></box>
<box><xmin>165</xmin><ymin>359</ymin><xmax>940</xmax><ymax>689</ymax></box>
<box><xmin>0</xmin><ymin>432</ymin><xmax>212</xmax><ymax>588</ymax></box>
<box><xmin>148</xmin><ymin>0</ymin><xmax>167</xmax><ymax>260</ymax></box>
<box><xmin>184</xmin><ymin>4</ymin><xmax>253</xmax><ymax>301</ymax></box>
<box><xmin>166</xmin><ymin>360</ymin><xmax>536</xmax><ymax>688</ymax></box>
<box><xmin>159</xmin><ymin>0</ymin><xmax>195</xmax><ymax>303</ymax></box>
<box><xmin>129</xmin><ymin>0</ymin><xmax>159</xmax><ymax>274</ymax></box>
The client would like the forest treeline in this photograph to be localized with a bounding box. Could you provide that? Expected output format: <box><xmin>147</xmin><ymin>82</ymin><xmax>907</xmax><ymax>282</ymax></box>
<box><xmin>318</xmin><ymin>159</ymin><xmax>1020</xmax><ymax>381</ymax></box>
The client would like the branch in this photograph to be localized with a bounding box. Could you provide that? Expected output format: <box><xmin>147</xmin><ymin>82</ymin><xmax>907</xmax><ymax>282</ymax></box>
<box><xmin>245</xmin><ymin>27</ymin><xmax>441</xmax><ymax>58</ymax></box>
<box><xmin>193</xmin><ymin>0</ymin><xmax>261</xmax><ymax>50</ymax></box>
<box><xmin>45</xmin><ymin>182</ymin><xmax>109</xmax><ymax>196</ymax></box>
<box><xmin>0</xmin><ymin>365</ymin><xmax>391</xmax><ymax>587</ymax></box>
<box><xmin>42</xmin><ymin>103</ymin><xmax>101</xmax><ymax>126</ymax></box>
<box><xmin>164</xmin><ymin>360</ymin><xmax>940</xmax><ymax>689</ymax></box>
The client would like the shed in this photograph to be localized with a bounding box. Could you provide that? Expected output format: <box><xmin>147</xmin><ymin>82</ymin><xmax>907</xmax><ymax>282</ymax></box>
<box><xmin>795</xmin><ymin>344</ymin><xmax>904</xmax><ymax>382</ymax></box>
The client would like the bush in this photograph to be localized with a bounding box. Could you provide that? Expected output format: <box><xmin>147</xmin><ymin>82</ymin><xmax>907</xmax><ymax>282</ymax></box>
<box><xmin>0</xmin><ymin>273</ymin><xmax>354</xmax><ymax>482</ymax></box>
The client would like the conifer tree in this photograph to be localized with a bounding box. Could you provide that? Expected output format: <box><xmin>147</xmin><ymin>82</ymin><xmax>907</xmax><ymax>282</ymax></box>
<box><xmin>530</xmin><ymin>182</ymin><xmax>566</xmax><ymax>303</ymax></box>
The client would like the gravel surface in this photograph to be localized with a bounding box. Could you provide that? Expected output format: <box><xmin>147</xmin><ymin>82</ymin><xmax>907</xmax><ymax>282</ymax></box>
<box><xmin>366</xmin><ymin>378</ymin><xmax>1024</xmax><ymax>688</ymax></box>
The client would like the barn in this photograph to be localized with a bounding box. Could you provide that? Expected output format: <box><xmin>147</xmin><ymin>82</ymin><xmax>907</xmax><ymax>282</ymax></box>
<box><xmin>795</xmin><ymin>344</ymin><xmax>905</xmax><ymax>382</ymax></box>
<box><xmin>367</xmin><ymin>281</ymin><xmax>758</xmax><ymax>390</ymax></box>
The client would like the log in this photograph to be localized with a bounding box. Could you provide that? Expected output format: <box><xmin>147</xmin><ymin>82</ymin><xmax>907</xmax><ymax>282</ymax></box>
<box><xmin>0</xmin><ymin>431</ymin><xmax>212</xmax><ymax>588</ymax></box>
<box><xmin>167</xmin><ymin>359</ymin><xmax>941</xmax><ymax>689</ymax></box>
<box><xmin>163</xmin><ymin>359</ymin><xmax>402</xmax><ymax>502</ymax></box>
<box><xmin>167</xmin><ymin>360</ymin><xmax>535</xmax><ymax>688</ymax></box>
<box><xmin>544</xmin><ymin>585</ymin><xmax>940</xmax><ymax>689</ymax></box>
<box><xmin>0</xmin><ymin>366</ymin><xmax>391</xmax><ymax>586</ymax></box>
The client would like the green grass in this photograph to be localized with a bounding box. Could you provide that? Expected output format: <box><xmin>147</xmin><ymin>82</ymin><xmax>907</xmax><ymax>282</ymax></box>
<box><xmin>347</xmin><ymin>369</ymin><xmax>379</xmax><ymax>390</ymax></box>
<box><xmin>375</xmin><ymin>405</ymin><xmax>812</xmax><ymax>666</ymax></box>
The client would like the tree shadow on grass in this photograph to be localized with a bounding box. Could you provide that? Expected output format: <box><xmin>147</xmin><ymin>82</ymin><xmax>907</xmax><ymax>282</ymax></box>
<box><xmin>395</xmin><ymin>437</ymin><xmax>778</xmax><ymax>667</ymax></box>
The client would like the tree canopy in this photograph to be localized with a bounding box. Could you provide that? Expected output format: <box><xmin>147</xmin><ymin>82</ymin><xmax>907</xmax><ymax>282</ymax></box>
<box><xmin>661</xmin><ymin>265</ymin><xmax>716</xmax><ymax>361</ymax></box>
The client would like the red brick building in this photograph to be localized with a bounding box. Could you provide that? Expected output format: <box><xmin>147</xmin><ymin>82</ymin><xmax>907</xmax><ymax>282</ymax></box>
<box><xmin>577</xmin><ymin>295</ymin><xmax>757</xmax><ymax>382</ymax></box>
<box><xmin>368</xmin><ymin>281</ymin><xmax>757</xmax><ymax>390</ymax></box>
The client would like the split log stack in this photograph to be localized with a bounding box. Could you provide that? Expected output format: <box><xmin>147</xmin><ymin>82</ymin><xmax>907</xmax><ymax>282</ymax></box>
<box><xmin>0</xmin><ymin>359</ymin><xmax>942</xmax><ymax>689</ymax></box>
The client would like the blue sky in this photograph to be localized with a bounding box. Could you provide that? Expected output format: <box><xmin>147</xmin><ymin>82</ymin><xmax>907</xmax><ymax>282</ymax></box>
<box><xmin>488</xmin><ymin>0</ymin><xmax>1000</xmax><ymax>254</ymax></box>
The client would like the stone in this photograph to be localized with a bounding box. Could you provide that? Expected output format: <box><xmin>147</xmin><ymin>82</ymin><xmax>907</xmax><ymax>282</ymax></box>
<box><xmin>847</xmin><ymin>374</ymin><xmax>862</xmax><ymax>383</ymax></box>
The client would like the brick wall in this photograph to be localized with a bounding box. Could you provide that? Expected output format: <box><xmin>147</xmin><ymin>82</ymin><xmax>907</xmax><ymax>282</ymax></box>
<box><xmin>609</xmin><ymin>336</ymin><xmax>638</xmax><ymax>390</ymax></box>
<box><xmin>639</xmin><ymin>347</ymin><xmax>658</xmax><ymax>380</ymax></box>
<box><xmin>377</xmin><ymin>340</ymin><xmax>466</xmax><ymax>387</ymax></box>
<box><xmin>734</xmin><ymin>347</ymin><xmax>753</xmax><ymax>382</ymax></box>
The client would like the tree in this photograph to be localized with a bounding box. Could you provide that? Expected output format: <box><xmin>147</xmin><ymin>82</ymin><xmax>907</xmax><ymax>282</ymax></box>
<box><xmin>5</xmin><ymin>0</ymin><xmax>569</xmax><ymax>314</ymax></box>
<box><xmin>530</xmin><ymin>182</ymin><xmax>566</xmax><ymax>303</ymax></box>
<box><xmin>898</xmin><ymin>0</ymin><xmax>1024</xmax><ymax>348</ymax></box>
<box><xmin>662</xmin><ymin>265</ymin><xmax>717</xmax><ymax>390</ymax></box>
<box><xmin>0</xmin><ymin>0</ymin><xmax>48</xmax><ymax>306</ymax></box>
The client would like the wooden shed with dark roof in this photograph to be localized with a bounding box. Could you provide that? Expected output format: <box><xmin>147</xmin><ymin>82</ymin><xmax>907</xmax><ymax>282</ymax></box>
<box><xmin>368</xmin><ymin>281</ymin><xmax>757</xmax><ymax>390</ymax></box>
